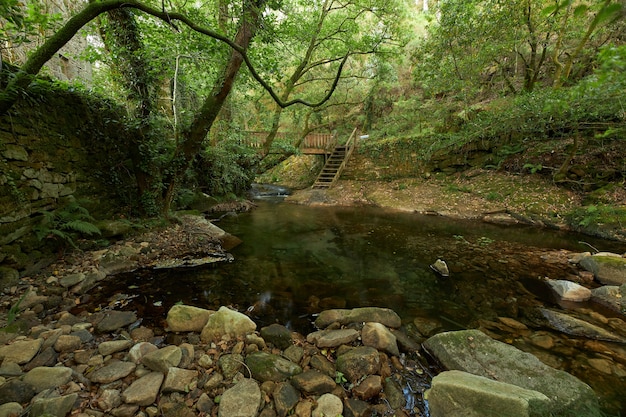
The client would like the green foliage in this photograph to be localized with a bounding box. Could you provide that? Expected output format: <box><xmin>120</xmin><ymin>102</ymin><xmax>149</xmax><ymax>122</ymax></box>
<box><xmin>335</xmin><ymin>371</ymin><xmax>348</xmax><ymax>384</ymax></box>
<box><xmin>0</xmin><ymin>0</ymin><xmax>61</xmax><ymax>46</ymax></box>
<box><xmin>523</xmin><ymin>163</ymin><xmax>543</xmax><ymax>174</ymax></box>
<box><xmin>33</xmin><ymin>200</ymin><xmax>101</xmax><ymax>249</ymax></box>
<box><xmin>568</xmin><ymin>204</ymin><xmax>626</xmax><ymax>229</ymax></box>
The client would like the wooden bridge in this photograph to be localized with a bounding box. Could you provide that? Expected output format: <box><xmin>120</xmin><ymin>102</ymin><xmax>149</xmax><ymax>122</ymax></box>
<box><xmin>243</xmin><ymin>131</ymin><xmax>338</xmax><ymax>154</ymax></box>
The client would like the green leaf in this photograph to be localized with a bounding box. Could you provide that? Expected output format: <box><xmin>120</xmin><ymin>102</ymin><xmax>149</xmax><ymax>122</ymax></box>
<box><xmin>573</xmin><ymin>5</ymin><xmax>588</xmax><ymax>18</ymax></box>
<box><xmin>595</xmin><ymin>3</ymin><xmax>623</xmax><ymax>26</ymax></box>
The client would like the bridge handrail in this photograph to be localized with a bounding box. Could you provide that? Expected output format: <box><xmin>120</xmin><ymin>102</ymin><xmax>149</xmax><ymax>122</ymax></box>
<box><xmin>335</xmin><ymin>127</ymin><xmax>358</xmax><ymax>180</ymax></box>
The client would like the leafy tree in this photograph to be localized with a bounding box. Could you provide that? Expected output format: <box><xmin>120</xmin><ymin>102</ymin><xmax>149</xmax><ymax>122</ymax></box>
<box><xmin>1</xmin><ymin>0</ymin><xmax>399</xmax><ymax>215</ymax></box>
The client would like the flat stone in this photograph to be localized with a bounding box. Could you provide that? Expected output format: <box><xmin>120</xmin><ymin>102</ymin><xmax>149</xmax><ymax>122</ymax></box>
<box><xmin>99</xmin><ymin>340</ymin><xmax>133</xmax><ymax>356</ymax></box>
<box><xmin>315</xmin><ymin>307</ymin><xmax>401</xmax><ymax>329</ymax></box>
<box><xmin>54</xmin><ymin>334</ymin><xmax>82</xmax><ymax>352</ymax></box>
<box><xmin>23</xmin><ymin>366</ymin><xmax>73</xmax><ymax>393</ymax></box>
<box><xmin>425</xmin><ymin>370</ymin><xmax>550</xmax><ymax>417</ymax></box>
<box><xmin>128</xmin><ymin>342</ymin><xmax>158</xmax><ymax>363</ymax></box>
<box><xmin>121</xmin><ymin>372</ymin><xmax>164</xmax><ymax>406</ymax></box>
<box><xmin>291</xmin><ymin>370</ymin><xmax>336</xmax><ymax>395</ymax></box>
<box><xmin>166</xmin><ymin>304</ymin><xmax>214</xmax><ymax>333</ymax></box>
<box><xmin>0</xmin><ymin>338</ymin><xmax>43</xmax><ymax>364</ymax></box>
<box><xmin>283</xmin><ymin>345</ymin><xmax>304</xmax><ymax>365</ymax></box>
<box><xmin>0</xmin><ymin>379</ymin><xmax>36</xmax><ymax>404</ymax></box>
<box><xmin>88</xmin><ymin>360</ymin><xmax>136</xmax><ymax>383</ymax></box>
<box><xmin>353</xmin><ymin>375</ymin><xmax>382</xmax><ymax>400</ymax></box>
<box><xmin>273</xmin><ymin>382</ymin><xmax>299</xmax><ymax>417</ymax></box>
<box><xmin>309</xmin><ymin>354</ymin><xmax>336</xmax><ymax>377</ymax></box>
<box><xmin>59</xmin><ymin>273</ymin><xmax>85</xmax><ymax>288</ymax></box>
<box><xmin>423</xmin><ymin>329</ymin><xmax>600</xmax><ymax>415</ymax></box>
<box><xmin>218</xmin><ymin>379</ymin><xmax>261</xmax><ymax>417</ymax></box>
<box><xmin>30</xmin><ymin>393</ymin><xmax>79</xmax><ymax>417</ymax></box>
<box><xmin>539</xmin><ymin>308</ymin><xmax>626</xmax><ymax>343</ymax></box>
<box><xmin>306</xmin><ymin>328</ymin><xmax>359</xmax><ymax>348</ymax></box>
<box><xmin>95</xmin><ymin>311</ymin><xmax>138</xmax><ymax>333</ymax></box>
<box><xmin>343</xmin><ymin>398</ymin><xmax>372</xmax><ymax>417</ymax></box>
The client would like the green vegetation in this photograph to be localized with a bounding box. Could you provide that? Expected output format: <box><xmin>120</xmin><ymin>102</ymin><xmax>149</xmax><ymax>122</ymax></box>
<box><xmin>33</xmin><ymin>200</ymin><xmax>101</xmax><ymax>250</ymax></box>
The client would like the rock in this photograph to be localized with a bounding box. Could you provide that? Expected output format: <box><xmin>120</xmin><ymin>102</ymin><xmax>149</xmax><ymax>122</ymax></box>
<box><xmin>306</xmin><ymin>328</ymin><xmax>359</xmax><ymax>348</ymax></box>
<box><xmin>30</xmin><ymin>393</ymin><xmax>79</xmax><ymax>417</ymax></box>
<box><xmin>539</xmin><ymin>308</ymin><xmax>626</xmax><ymax>343</ymax></box>
<box><xmin>218</xmin><ymin>379</ymin><xmax>261</xmax><ymax>417</ymax></box>
<box><xmin>309</xmin><ymin>354</ymin><xmax>336</xmax><ymax>377</ymax></box>
<box><xmin>54</xmin><ymin>334</ymin><xmax>82</xmax><ymax>352</ymax></box>
<box><xmin>283</xmin><ymin>345</ymin><xmax>304</xmax><ymax>365</ymax></box>
<box><xmin>22</xmin><ymin>366</ymin><xmax>73</xmax><ymax>393</ymax></box>
<box><xmin>200</xmin><ymin>306</ymin><xmax>257</xmax><ymax>343</ymax></box>
<box><xmin>591</xmin><ymin>285</ymin><xmax>626</xmax><ymax>314</ymax></box>
<box><xmin>361</xmin><ymin>322</ymin><xmax>399</xmax><ymax>356</ymax></box>
<box><xmin>196</xmin><ymin>392</ymin><xmax>213</xmax><ymax>414</ymax></box>
<box><xmin>98</xmin><ymin>388</ymin><xmax>122</xmax><ymax>410</ymax></box>
<box><xmin>162</xmin><ymin>367</ymin><xmax>198</xmax><ymax>393</ymax></box>
<box><xmin>0</xmin><ymin>362</ymin><xmax>22</xmax><ymax>377</ymax></box>
<box><xmin>96</xmin><ymin>220</ymin><xmax>134</xmax><ymax>238</ymax></box>
<box><xmin>290</xmin><ymin>370</ymin><xmax>336</xmax><ymax>395</ymax></box>
<box><xmin>336</xmin><ymin>346</ymin><xmax>380</xmax><ymax>384</ymax></box>
<box><xmin>142</xmin><ymin>345</ymin><xmax>182</xmax><ymax>373</ymax></box>
<box><xmin>273</xmin><ymin>382</ymin><xmax>300</xmax><ymax>417</ymax></box>
<box><xmin>382</xmin><ymin>377</ymin><xmax>406</xmax><ymax>409</ymax></box>
<box><xmin>98</xmin><ymin>340</ymin><xmax>133</xmax><ymax>356</ymax></box>
<box><xmin>128</xmin><ymin>342</ymin><xmax>158</xmax><ymax>363</ymax></box>
<box><xmin>0</xmin><ymin>267</ymin><xmax>19</xmax><ymax>289</ymax></box>
<box><xmin>88</xmin><ymin>360</ymin><xmax>136</xmax><ymax>383</ymax></box>
<box><xmin>353</xmin><ymin>375</ymin><xmax>382</xmax><ymax>400</ymax></box>
<box><xmin>294</xmin><ymin>399</ymin><xmax>314</xmax><ymax>417</ymax></box>
<box><xmin>312</xmin><ymin>393</ymin><xmax>342</xmax><ymax>417</ymax></box>
<box><xmin>315</xmin><ymin>307</ymin><xmax>401</xmax><ymax>329</ymax></box>
<box><xmin>0</xmin><ymin>402</ymin><xmax>23</xmax><ymax>417</ymax></box>
<box><xmin>579</xmin><ymin>254</ymin><xmax>626</xmax><ymax>285</ymax></box>
<box><xmin>71</xmin><ymin>329</ymin><xmax>94</xmax><ymax>343</ymax></box>
<box><xmin>59</xmin><ymin>272</ymin><xmax>85</xmax><ymax>288</ymax></box>
<box><xmin>0</xmin><ymin>338</ymin><xmax>43</xmax><ymax>364</ymax></box>
<box><xmin>425</xmin><ymin>370</ymin><xmax>550</xmax><ymax>417</ymax></box>
<box><xmin>260</xmin><ymin>324</ymin><xmax>293</xmax><ymax>349</ymax></box>
<box><xmin>94</xmin><ymin>311</ymin><xmax>138</xmax><ymax>333</ymax></box>
<box><xmin>430</xmin><ymin>259</ymin><xmax>449</xmax><ymax>277</ymax></box>
<box><xmin>423</xmin><ymin>329</ymin><xmax>600</xmax><ymax>415</ymax></box>
<box><xmin>218</xmin><ymin>353</ymin><xmax>244</xmax><ymax>379</ymax></box>
<box><xmin>121</xmin><ymin>372</ymin><xmax>164</xmax><ymax>406</ymax></box>
<box><xmin>343</xmin><ymin>398</ymin><xmax>372</xmax><ymax>417</ymax></box>
<box><xmin>413</xmin><ymin>317</ymin><xmax>443</xmax><ymax>337</ymax></box>
<box><xmin>546</xmin><ymin>279</ymin><xmax>591</xmax><ymax>301</ymax></box>
<box><xmin>245</xmin><ymin>351</ymin><xmax>302</xmax><ymax>382</ymax></box>
<box><xmin>166</xmin><ymin>304</ymin><xmax>213</xmax><ymax>332</ymax></box>
<box><xmin>0</xmin><ymin>379</ymin><xmax>36</xmax><ymax>404</ymax></box>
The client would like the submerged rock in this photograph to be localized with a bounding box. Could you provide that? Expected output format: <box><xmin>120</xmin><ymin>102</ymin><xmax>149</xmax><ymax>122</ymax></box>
<box><xmin>539</xmin><ymin>308</ymin><xmax>626</xmax><ymax>344</ymax></box>
<box><xmin>546</xmin><ymin>279</ymin><xmax>591</xmax><ymax>301</ymax></box>
<box><xmin>314</xmin><ymin>307</ymin><xmax>402</xmax><ymax>329</ymax></box>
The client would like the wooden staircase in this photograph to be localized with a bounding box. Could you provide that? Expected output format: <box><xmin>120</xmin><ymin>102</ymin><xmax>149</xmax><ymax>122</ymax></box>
<box><xmin>312</xmin><ymin>128</ymin><xmax>357</xmax><ymax>189</ymax></box>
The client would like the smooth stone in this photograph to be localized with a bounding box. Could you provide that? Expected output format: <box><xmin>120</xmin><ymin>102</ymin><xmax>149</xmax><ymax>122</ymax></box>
<box><xmin>343</xmin><ymin>398</ymin><xmax>372</xmax><ymax>417</ymax></box>
<box><xmin>273</xmin><ymin>382</ymin><xmax>299</xmax><ymax>417</ymax></box>
<box><xmin>141</xmin><ymin>345</ymin><xmax>182</xmax><ymax>373</ymax></box>
<box><xmin>0</xmin><ymin>338</ymin><xmax>43</xmax><ymax>364</ymax></box>
<box><xmin>0</xmin><ymin>402</ymin><xmax>23</xmax><ymax>417</ymax></box>
<box><xmin>218</xmin><ymin>379</ymin><xmax>261</xmax><ymax>417</ymax></box>
<box><xmin>59</xmin><ymin>273</ymin><xmax>85</xmax><ymax>288</ymax></box>
<box><xmin>546</xmin><ymin>279</ymin><xmax>591</xmax><ymax>301</ymax></box>
<box><xmin>88</xmin><ymin>360</ymin><xmax>136</xmax><ymax>383</ymax></box>
<box><xmin>423</xmin><ymin>329</ymin><xmax>600</xmax><ymax>415</ymax></box>
<box><xmin>315</xmin><ymin>307</ymin><xmax>401</xmax><ymax>329</ymax></box>
<box><xmin>128</xmin><ymin>342</ymin><xmax>158</xmax><ymax>363</ymax></box>
<box><xmin>200</xmin><ymin>306</ymin><xmax>257</xmax><ymax>344</ymax></box>
<box><xmin>353</xmin><ymin>375</ymin><xmax>382</xmax><ymax>400</ymax></box>
<box><xmin>245</xmin><ymin>351</ymin><xmax>302</xmax><ymax>382</ymax></box>
<box><xmin>579</xmin><ymin>254</ymin><xmax>626</xmax><ymax>285</ymax></box>
<box><xmin>98</xmin><ymin>340</ymin><xmax>133</xmax><ymax>356</ymax></box>
<box><xmin>591</xmin><ymin>285</ymin><xmax>626</xmax><ymax>314</ymax></box>
<box><xmin>539</xmin><ymin>308</ymin><xmax>626</xmax><ymax>343</ymax></box>
<box><xmin>95</xmin><ymin>311</ymin><xmax>138</xmax><ymax>333</ymax></box>
<box><xmin>30</xmin><ymin>393</ymin><xmax>79</xmax><ymax>417</ymax></box>
<box><xmin>312</xmin><ymin>393</ymin><xmax>342</xmax><ymax>417</ymax></box>
<box><xmin>290</xmin><ymin>370</ymin><xmax>336</xmax><ymax>395</ymax></box>
<box><xmin>260</xmin><ymin>323</ymin><xmax>293</xmax><ymax>349</ymax></box>
<box><xmin>310</xmin><ymin>354</ymin><xmax>336</xmax><ymax>377</ymax></box>
<box><xmin>361</xmin><ymin>322</ymin><xmax>399</xmax><ymax>356</ymax></box>
<box><xmin>283</xmin><ymin>345</ymin><xmax>304</xmax><ymax>365</ymax></box>
<box><xmin>306</xmin><ymin>328</ymin><xmax>359</xmax><ymax>348</ymax></box>
<box><xmin>23</xmin><ymin>366</ymin><xmax>73</xmax><ymax>393</ymax></box>
<box><xmin>0</xmin><ymin>379</ymin><xmax>36</xmax><ymax>404</ymax></box>
<box><xmin>425</xmin><ymin>370</ymin><xmax>550</xmax><ymax>417</ymax></box>
<box><xmin>54</xmin><ymin>334</ymin><xmax>82</xmax><ymax>352</ymax></box>
<box><xmin>166</xmin><ymin>304</ymin><xmax>213</xmax><ymax>332</ymax></box>
<box><xmin>121</xmin><ymin>372</ymin><xmax>164</xmax><ymax>406</ymax></box>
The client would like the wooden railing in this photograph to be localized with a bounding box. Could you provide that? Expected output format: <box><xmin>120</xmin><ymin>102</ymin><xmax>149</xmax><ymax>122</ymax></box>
<box><xmin>335</xmin><ymin>127</ymin><xmax>358</xmax><ymax>178</ymax></box>
<box><xmin>242</xmin><ymin>131</ymin><xmax>337</xmax><ymax>153</ymax></box>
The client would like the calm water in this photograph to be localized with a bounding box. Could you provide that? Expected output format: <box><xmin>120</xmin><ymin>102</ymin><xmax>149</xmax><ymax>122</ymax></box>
<box><xmin>93</xmin><ymin>200</ymin><xmax>626</xmax><ymax>414</ymax></box>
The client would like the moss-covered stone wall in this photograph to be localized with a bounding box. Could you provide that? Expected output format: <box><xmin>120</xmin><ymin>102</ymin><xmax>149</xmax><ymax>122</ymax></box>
<box><xmin>0</xmin><ymin>88</ymin><xmax>134</xmax><ymax>271</ymax></box>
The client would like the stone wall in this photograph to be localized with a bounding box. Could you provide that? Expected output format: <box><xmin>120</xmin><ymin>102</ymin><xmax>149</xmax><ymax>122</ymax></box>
<box><xmin>0</xmin><ymin>87</ymin><xmax>133</xmax><ymax>270</ymax></box>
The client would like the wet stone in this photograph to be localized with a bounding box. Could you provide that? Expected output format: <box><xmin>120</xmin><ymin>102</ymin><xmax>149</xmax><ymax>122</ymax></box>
<box><xmin>343</xmin><ymin>398</ymin><xmax>372</xmax><ymax>417</ymax></box>
<box><xmin>336</xmin><ymin>346</ymin><xmax>381</xmax><ymax>384</ymax></box>
<box><xmin>361</xmin><ymin>322</ymin><xmax>399</xmax><ymax>356</ymax></box>
<box><xmin>246</xmin><ymin>351</ymin><xmax>302</xmax><ymax>382</ymax></box>
<box><xmin>261</xmin><ymin>323</ymin><xmax>293</xmax><ymax>349</ymax></box>
<box><xmin>315</xmin><ymin>307</ymin><xmax>402</xmax><ymax>329</ymax></box>
<box><xmin>353</xmin><ymin>375</ymin><xmax>382</xmax><ymax>400</ymax></box>
<box><xmin>95</xmin><ymin>311</ymin><xmax>138</xmax><ymax>333</ymax></box>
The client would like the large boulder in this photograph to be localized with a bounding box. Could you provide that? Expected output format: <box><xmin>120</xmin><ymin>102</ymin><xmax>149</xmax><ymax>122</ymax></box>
<box><xmin>426</xmin><ymin>370</ymin><xmax>551</xmax><ymax>417</ymax></box>
<box><xmin>166</xmin><ymin>304</ymin><xmax>214</xmax><ymax>332</ymax></box>
<box><xmin>423</xmin><ymin>329</ymin><xmax>600</xmax><ymax>416</ymax></box>
<box><xmin>579</xmin><ymin>254</ymin><xmax>626</xmax><ymax>285</ymax></box>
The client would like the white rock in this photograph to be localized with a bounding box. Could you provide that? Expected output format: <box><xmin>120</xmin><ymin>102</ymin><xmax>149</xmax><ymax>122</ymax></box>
<box><xmin>547</xmin><ymin>279</ymin><xmax>591</xmax><ymax>302</ymax></box>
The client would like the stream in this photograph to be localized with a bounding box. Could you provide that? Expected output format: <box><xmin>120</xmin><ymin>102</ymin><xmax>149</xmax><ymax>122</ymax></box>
<box><xmin>90</xmin><ymin>198</ymin><xmax>626</xmax><ymax>414</ymax></box>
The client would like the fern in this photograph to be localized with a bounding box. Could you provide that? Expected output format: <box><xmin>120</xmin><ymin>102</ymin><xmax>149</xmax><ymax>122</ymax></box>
<box><xmin>33</xmin><ymin>201</ymin><xmax>101</xmax><ymax>249</ymax></box>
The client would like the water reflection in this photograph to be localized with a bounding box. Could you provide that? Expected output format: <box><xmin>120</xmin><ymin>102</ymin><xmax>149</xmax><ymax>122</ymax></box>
<box><xmin>95</xmin><ymin>201</ymin><xmax>626</xmax><ymax>414</ymax></box>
